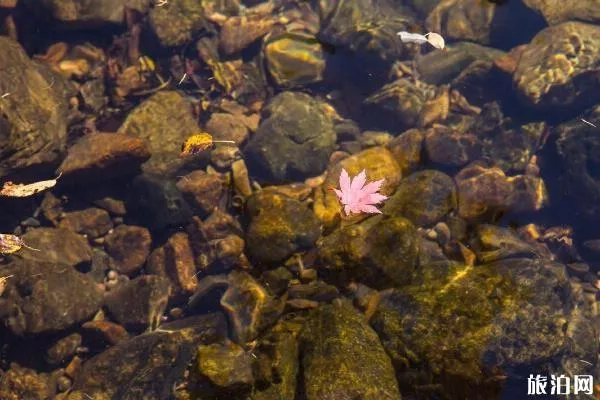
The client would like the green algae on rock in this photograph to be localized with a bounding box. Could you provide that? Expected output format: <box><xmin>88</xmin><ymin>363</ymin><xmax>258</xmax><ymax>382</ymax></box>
<box><xmin>318</xmin><ymin>214</ymin><xmax>418</xmax><ymax>289</ymax></box>
<box><xmin>371</xmin><ymin>258</ymin><xmax>597</xmax><ymax>399</ymax></box>
<box><xmin>383</xmin><ymin>170</ymin><xmax>456</xmax><ymax>226</ymax></box>
<box><xmin>245</xmin><ymin>191</ymin><xmax>321</xmax><ymax>265</ymax></box>
<box><xmin>244</xmin><ymin>91</ymin><xmax>337</xmax><ymax>183</ymax></box>
<box><xmin>147</xmin><ymin>0</ymin><xmax>213</xmax><ymax>47</ymax></box>
<box><xmin>301</xmin><ymin>300</ymin><xmax>402</xmax><ymax>400</ymax></box>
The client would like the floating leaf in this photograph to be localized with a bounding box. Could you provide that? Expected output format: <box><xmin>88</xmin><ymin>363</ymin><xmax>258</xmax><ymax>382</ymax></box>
<box><xmin>0</xmin><ymin>274</ymin><xmax>14</xmax><ymax>296</ymax></box>
<box><xmin>0</xmin><ymin>173</ymin><xmax>62</xmax><ymax>197</ymax></box>
<box><xmin>181</xmin><ymin>133</ymin><xmax>236</xmax><ymax>156</ymax></box>
<box><xmin>0</xmin><ymin>234</ymin><xmax>39</xmax><ymax>254</ymax></box>
<box><xmin>331</xmin><ymin>168</ymin><xmax>388</xmax><ymax>215</ymax></box>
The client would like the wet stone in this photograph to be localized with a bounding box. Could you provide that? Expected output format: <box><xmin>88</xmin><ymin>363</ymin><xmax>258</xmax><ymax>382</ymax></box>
<box><xmin>387</xmin><ymin>128</ymin><xmax>424</xmax><ymax>175</ymax></box>
<box><xmin>57</xmin><ymin>133</ymin><xmax>150</xmax><ymax>184</ymax></box>
<box><xmin>244</xmin><ymin>91</ymin><xmax>336</xmax><ymax>183</ymax></box>
<box><xmin>81</xmin><ymin>320</ymin><xmax>129</xmax><ymax>346</ymax></box>
<box><xmin>0</xmin><ymin>36</ymin><xmax>70</xmax><ymax>179</ymax></box>
<box><xmin>129</xmin><ymin>173</ymin><xmax>193</xmax><ymax>231</ymax></box>
<box><xmin>57</xmin><ymin>208</ymin><xmax>113</xmax><ymax>238</ymax></box>
<box><xmin>194</xmin><ymin>342</ymin><xmax>254</xmax><ymax>397</ymax></box>
<box><xmin>205</xmin><ymin>112</ymin><xmax>250</xmax><ymax>145</ymax></box>
<box><xmin>318</xmin><ymin>214</ymin><xmax>419</xmax><ymax>289</ymax></box>
<box><xmin>25</xmin><ymin>0</ymin><xmax>126</xmax><ymax>26</ymax></box>
<box><xmin>383</xmin><ymin>170</ymin><xmax>457</xmax><ymax>226</ymax></box>
<box><xmin>117</xmin><ymin>90</ymin><xmax>205</xmax><ymax>176</ymax></box>
<box><xmin>46</xmin><ymin>333</ymin><xmax>82</xmax><ymax>366</ymax></box>
<box><xmin>70</xmin><ymin>314</ymin><xmax>227</xmax><ymax>399</ymax></box>
<box><xmin>147</xmin><ymin>0</ymin><xmax>213</xmax><ymax>47</ymax></box>
<box><xmin>424</xmin><ymin>126</ymin><xmax>481</xmax><ymax>167</ymax></box>
<box><xmin>245</xmin><ymin>191</ymin><xmax>321</xmax><ymax>265</ymax></box>
<box><xmin>287</xmin><ymin>281</ymin><xmax>340</xmax><ymax>302</ymax></box>
<box><xmin>19</xmin><ymin>227</ymin><xmax>92</xmax><ymax>268</ymax></box>
<box><xmin>0</xmin><ymin>259</ymin><xmax>104</xmax><ymax>335</ymax></box>
<box><xmin>261</xmin><ymin>267</ymin><xmax>294</xmax><ymax>296</ymax></box>
<box><xmin>104</xmin><ymin>224</ymin><xmax>151</xmax><ymax>276</ymax></box>
<box><xmin>93</xmin><ymin>197</ymin><xmax>127</xmax><ymax>216</ymax></box>
<box><xmin>176</xmin><ymin>170</ymin><xmax>223</xmax><ymax>217</ymax></box>
<box><xmin>301</xmin><ymin>300</ymin><xmax>401</xmax><ymax>400</ymax></box>
<box><xmin>103</xmin><ymin>274</ymin><xmax>171</xmax><ymax>332</ymax></box>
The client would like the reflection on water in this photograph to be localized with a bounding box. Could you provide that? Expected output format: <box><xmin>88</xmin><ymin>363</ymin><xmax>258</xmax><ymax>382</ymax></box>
<box><xmin>0</xmin><ymin>0</ymin><xmax>598</xmax><ymax>399</ymax></box>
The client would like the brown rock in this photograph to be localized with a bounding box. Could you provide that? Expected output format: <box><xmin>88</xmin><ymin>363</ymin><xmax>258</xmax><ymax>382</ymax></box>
<box><xmin>176</xmin><ymin>171</ymin><xmax>223</xmax><ymax>217</ymax></box>
<box><xmin>0</xmin><ymin>364</ymin><xmax>53</xmax><ymax>400</ymax></box>
<box><xmin>45</xmin><ymin>333</ymin><xmax>82</xmax><ymax>365</ymax></box>
<box><xmin>93</xmin><ymin>197</ymin><xmax>127</xmax><ymax>216</ymax></box>
<box><xmin>58</xmin><ymin>133</ymin><xmax>150</xmax><ymax>183</ymax></box>
<box><xmin>58</xmin><ymin>208</ymin><xmax>113</xmax><ymax>238</ymax></box>
<box><xmin>455</xmin><ymin>163</ymin><xmax>513</xmax><ymax>219</ymax></box>
<box><xmin>104</xmin><ymin>225</ymin><xmax>151</xmax><ymax>276</ymax></box>
<box><xmin>214</xmin><ymin>234</ymin><xmax>245</xmax><ymax>270</ymax></box>
<box><xmin>148</xmin><ymin>232</ymin><xmax>199</xmax><ymax>296</ymax></box>
<box><xmin>219</xmin><ymin>15</ymin><xmax>275</xmax><ymax>55</ymax></box>
<box><xmin>205</xmin><ymin>112</ymin><xmax>250</xmax><ymax>145</ymax></box>
<box><xmin>103</xmin><ymin>275</ymin><xmax>171</xmax><ymax>332</ymax></box>
<box><xmin>387</xmin><ymin>128</ymin><xmax>424</xmax><ymax>175</ymax></box>
<box><xmin>425</xmin><ymin>126</ymin><xmax>481</xmax><ymax>167</ymax></box>
<box><xmin>81</xmin><ymin>320</ymin><xmax>129</xmax><ymax>345</ymax></box>
<box><xmin>231</xmin><ymin>159</ymin><xmax>252</xmax><ymax>197</ymax></box>
<box><xmin>20</xmin><ymin>227</ymin><xmax>92</xmax><ymax>268</ymax></box>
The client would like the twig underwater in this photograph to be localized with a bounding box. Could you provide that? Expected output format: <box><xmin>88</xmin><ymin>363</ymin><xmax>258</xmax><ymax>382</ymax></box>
<box><xmin>581</xmin><ymin>118</ymin><xmax>597</xmax><ymax>128</ymax></box>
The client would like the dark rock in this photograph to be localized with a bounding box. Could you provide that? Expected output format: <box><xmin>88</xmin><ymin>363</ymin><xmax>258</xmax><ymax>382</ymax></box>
<box><xmin>261</xmin><ymin>267</ymin><xmax>294</xmax><ymax>296</ymax></box>
<box><xmin>104</xmin><ymin>225</ymin><xmax>151</xmax><ymax>276</ymax></box>
<box><xmin>205</xmin><ymin>112</ymin><xmax>250</xmax><ymax>145</ymax></box>
<box><xmin>104</xmin><ymin>275</ymin><xmax>171</xmax><ymax>332</ymax></box>
<box><xmin>0</xmin><ymin>36</ymin><xmax>70</xmax><ymax>179</ymax></box>
<box><xmin>24</xmin><ymin>0</ymin><xmax>127</xmax><ymax>26</ymax></box>
<box><xmin>129</xmin><ymin>173</ymin><xmax>193</xmax><ymax>231</ymax></box>
<box><xmin>70</xmin><ymin>314</ymin><xmax>227</xmax><ymax>399</ymax></box>
<box><xmin>57</xmin><ymin>208</ymin><xmax>113</xmax><ymax>238</ymax></box>
<box><xmin>244</xmin><ymin>92</ymin><xmax>336</xmax><ymax>183</ymax></box>
<box><xmin>45</xmin><ymin>333</ymin><xmax>82</xmax><ymax>365</ymax></box>
<box><xmin>176</xmin><ymin>170</ymin><xmax>223</xmax><ymax>217</ymax></box>
<box><xmin>319</xmin><ymin>214</ymin><xmax>419</xmax><ymax>289</ymax></box>
<box><xmin>0</xmin><ymin>259</ymin><xmax>103</xmax><ymax>335</ymax></box>
<box><xmin>57</xmin><ymin>133</ymin><xmax>150</xmax><ymax>183</ymax></box>
<box><xmin>424</xmin><ymin>126</ymin><xmax>481</xmax><ymax>167</ymax></box>
<box><xmin>147</xmin><ymin>0</ymin><xmax>213</xmax><ymax>47</ymax></box>
<box><xmin>194</xmin><ymin>342</ymin><xmax>254</xmax><ymax>397</ymax></box>
<box><xmin>288</xmin><ymin>281</ymin><xmax>339</xmax><ymax>302</ymax></box>
<box><xmin>301</xmin><ymin>301</ymin><xmax>401</xmax><ymax>400</ymax></box>
<box><xmin>93</xmin><ymin>197</ymin><xmax>127</xmax><ymax>216</ymax></box>
<box><xmin>246</xmin><ymin>191</ymin><xmax>321</xmax><ymax>265</ymax></box>
<box><xmin>117</xmin><ymin>91</ymin><xmax>205</xmax><ymax>176</ymax></box>
<box><xmin>383</xmin><ymin>170</ymin><xmax>457</xmax><ymax>226</ymax></box>
<box><xmin>20</xmin><ymin>227</ymin><xmax>92</xmax><ymax>268</ymax></box>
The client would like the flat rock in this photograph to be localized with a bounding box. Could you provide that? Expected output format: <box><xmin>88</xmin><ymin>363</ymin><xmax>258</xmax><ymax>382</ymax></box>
<box><xmin>0</xmin><ymin>259</ymin><xmax>104</xmax><ymax>335</ymax></box>
<box><xmin>57</xmin><ymin>132</ymin><xmax>150</xmax><ymax>183</ymax></box>
<box><xmin>20</xmin><ymin>227</ymin><xmax>92</xmax><ymax>268</ymax></box>
<box><xmin>57</xmin><ymin>207</ymin><xmax>113</xmax><ymax>238</ymax></box>
<box><xmin>176</xmin><ymin>170</ymin><xmax>223</xmax><ymax>217</ymax></box>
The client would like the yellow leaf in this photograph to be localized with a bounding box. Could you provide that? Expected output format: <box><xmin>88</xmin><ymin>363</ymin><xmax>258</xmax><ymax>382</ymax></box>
<box><xmin>181</xmin><ymin>133</ymin><xmax>236</xmax><ymax>157</ymax></box>
<box><xmin>0</xmin><ymin>234</ymin><xmax>39</xmax><ymax>254</ymax></box>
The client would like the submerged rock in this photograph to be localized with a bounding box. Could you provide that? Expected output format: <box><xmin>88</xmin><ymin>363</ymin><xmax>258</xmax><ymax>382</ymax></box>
<box><xmin>245</xmin><ymin>191</ymin><xmax>321</xmax><ymax>265</ymax></box>
<box><xmin>0</xmin><ymin>259</ymin><xmax>103</xmax><ymax>335</ymax></box>
<box><xmin>371</xmin><ymin>258</ymin><xmax>597</xmax><ymax>399</ymax></box>
<box><xmin>244</xmin><ymin>92</ymin><xmax>336</xmax><ymax>183</ymax></box>
<box><xmin>383</xmin><ymin>170</ymin><xmax>456</xmax><ymax>226</ymax></box>
<box><xmin>104</xmin><ymin>225</ymin><xmax>151</xmax><ymax>276</ymax></box>
<box><xmin>514</xmin><ymin>22</ymin><xmax>600</xmax><ymax>110</ymax></box>
<box><xmin>58</xmin><ymin>133</ymin><xmax>150</xmax><ymax>183</ymax></box>
<box><xmin>0</xmin><ymin>364</ymin><xmax>54</xmax><ymax>400</ymax></box>
<box><xmin>70</xmin><ymin>314</ymin><xmax>227</xmax><ymax>399</ymax></box>
<box><xmin>57</xmin><ymin>208</ymin><xmax>113</xmax><ymax>238</ymax></box>
<box><xmin>147</xmin><ymin>0</ymin><xmax>213</xmax><ymax>47</ymax></box>
<box><xmin>301</xmin><ymin>300</ymin><xmax>401</xmax><ymax>400</ymax></box>
<box><xmin>103</xmin><ymin>275</ymin><xmax>171</xmax><ymax>332</ymax></box>
<box><xmin>19</xmin><ymin>227</ymin><xmax>93</xmax><ymax>268</ymax></box>
<box><xmin>117</xmin><ymin>91</ymin><xmax>204</xmax><ymax>176</ymax></box>
<box><xmin>318</xmin><ymin>214</ymin><xmax>419</xmax><ymax>288</ymax></box>
<box><xmin>194</xmin><ymin>342</ymin><xmax>254</xmax><ymax>397</ymax></box>
<box><xmin>0</xmin><ymin>36</ymin><xmax>70</xmax><ymax>178</ymax></box>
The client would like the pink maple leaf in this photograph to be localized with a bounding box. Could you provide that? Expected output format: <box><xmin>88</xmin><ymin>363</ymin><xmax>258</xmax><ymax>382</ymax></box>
<box><xmin>330</xmin><ymin>168</ymin><xmax>388</xmax><ymax>215</ymax></box>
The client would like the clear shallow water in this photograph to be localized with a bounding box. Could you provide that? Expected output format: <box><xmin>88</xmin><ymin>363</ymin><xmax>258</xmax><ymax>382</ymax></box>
<box><xmin>0</xmin><ymin>0</ymin><xmax>599</xmax><ymax>399</ymax></box>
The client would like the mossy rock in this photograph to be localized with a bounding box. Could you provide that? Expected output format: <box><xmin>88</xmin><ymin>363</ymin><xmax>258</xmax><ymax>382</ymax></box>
<box><xmin>383</xmin><ymin>170</ymin><xmax>456</xmax><ymax>226</ymax></box>
<box><xmin>318</xmin><ymin>214</ymin><xmax>418</xmax><ymax>289</ymax></box>
<box><xmin>246</xmin><ymin>191</ymin><xmax>321</xmax><ymax>265</ymax></box>
<box><xmin>313</xmin><ymin>146</ymin><xmax>401</xmax><ymax>231</ymax></box>
<box><xmin>301</xmin><ymin>300</ymin><xmax>402</xmax><ymax>400</ymax></box>
<box><xmin>371</xmin><ymin>258</ymin><xmax>597</xmax><ymax>399</ymax></box>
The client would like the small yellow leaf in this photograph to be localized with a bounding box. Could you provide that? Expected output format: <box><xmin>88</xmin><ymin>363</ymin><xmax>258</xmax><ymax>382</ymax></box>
<box><xmin>0</xmin><ymin>234</ymin><xmax>24</xmax><ymax>254</ymax></box>
<box><xmin>0</xmin><ymin>274</ymin><xmax>14</xmax><ymax>296</ymax></box>
<box><xmin>181</xmin><ymin>133</ymin><xmax>236</xmax><ymax>157</ymax></box>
